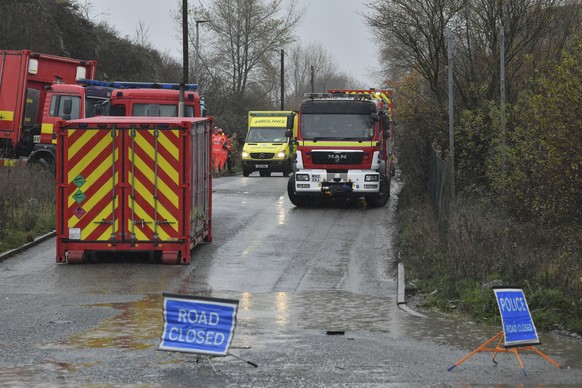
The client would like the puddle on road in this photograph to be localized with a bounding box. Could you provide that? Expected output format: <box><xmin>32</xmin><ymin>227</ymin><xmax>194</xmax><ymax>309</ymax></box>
<box><xmin>35</xmin><ymin>290</ymin><xmax>582</xmax><ymax>370</ymax></box>
<box><xmin>0</xmin><ymin>359</ymin><xmax>95</xmax><ymax>386</ymax></box>
<box><xmin>64</xmin><ymin>294</ymin><xmax>163</xmax><ymax>350</ymax></box>
<box><xmin>400</xmin><ymin>306</ymin><xmax>582</xmax><ymax>369</ymax></box>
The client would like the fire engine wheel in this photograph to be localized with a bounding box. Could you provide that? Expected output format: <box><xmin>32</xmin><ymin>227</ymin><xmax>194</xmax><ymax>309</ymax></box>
<box><xmin>367</xmin><ymin>177</ymin><xmax>390</xmax><ymax>208</ymax></box>
<box><xmin>287</xmin><ymin>177</ymin><xmax>307</xmax><ymax>207</ymax></box>
<box><xmin>28</xmin><ymin>156</ymin><xmax>55</xmax><ymax>175</ymax></box>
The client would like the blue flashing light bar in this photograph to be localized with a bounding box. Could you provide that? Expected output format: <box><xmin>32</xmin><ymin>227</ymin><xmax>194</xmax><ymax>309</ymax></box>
<box><xmin>78</xmin><ymin>79</ymin><xmax>198</xmax><ymax>91</ymax></box>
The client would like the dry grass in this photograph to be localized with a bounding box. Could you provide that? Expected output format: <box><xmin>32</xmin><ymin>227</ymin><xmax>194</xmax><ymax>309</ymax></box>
<box><xmin>398</xmin><ymin>188</ymin><xmax>582</xmax><ymax>334</ymax></box>
<box><xmin>0</xmin><ymin>165</ymin><xmax>55</xmax><ymax>253</ymax></box>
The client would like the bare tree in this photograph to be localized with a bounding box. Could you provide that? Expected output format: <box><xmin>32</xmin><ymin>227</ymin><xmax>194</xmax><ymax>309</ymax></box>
<box><xmin>285</xmin><ymin>42</ymin><xmax>360</xmax><ymax>108</ymax></box>
<box><xmin>134</xmin><ymin>20</ymin><xmax>152</xmax><ymax>49</ymax></box>
<box><xmin>365</xmin><ymin>0</ymin><xmax>467</xmax><ymax>108</ymax></box>
<box><xmin>192</xmin><ymin>0</ymin><xmax>305</xmax><ymax>99</ymax></box>
<box><xmin>365</xmin><ymin>0</ymin><xmax>578</xmax><ymax>108</ymax></box>
<box><xmin>73</xmin><ymin>0</ymin><xmax>109</xmax><ymax>20</ymax></box>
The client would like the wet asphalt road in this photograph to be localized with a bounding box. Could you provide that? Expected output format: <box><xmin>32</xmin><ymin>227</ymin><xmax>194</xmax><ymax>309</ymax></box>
<box><xmin>1</xmin><ymin>173</ymin><xmax>581</xmax><ymax>387</ymax></box>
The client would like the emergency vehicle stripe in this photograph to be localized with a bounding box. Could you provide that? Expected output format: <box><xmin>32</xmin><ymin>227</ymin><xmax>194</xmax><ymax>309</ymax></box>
<box><xmin>66</xmin><ymin>128</ymin><xmax>119</xmax><ymax>241</ymax></box>
<box><xmin>127</xmin><ymin>129</ymin><xmax>181</xmax><ymax>241</ymax></box>
<box><xmin>301</xmin><ymin>141</ymin><xmax>376</xmax><ymax>147</ymax></box>
<box><xmin>40</xmin><ymin>123</ymin><xmax>56</xmax><ymax>144</ymax></box>
<box><xmin>131</xmin><ymin>156</ymin><xmax>179</xmax><ymax>215</ymax></box>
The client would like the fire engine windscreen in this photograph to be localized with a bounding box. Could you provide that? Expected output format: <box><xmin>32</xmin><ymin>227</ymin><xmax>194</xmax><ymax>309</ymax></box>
<box><xmin>131</xmin><ymin>104</ymin><xmax>195</xmax><ymax>117</ymax></box>
<box><xmin>300</xmin><ymin>113</ymin><xmax>374</xmax><ymax>140</ymax></box>
<box><xmin>246</xmin><ymin>127</ymin><xmax>289</xmax><ymax>143</ymax></box>
<box><xmin>86</xmin><ymin>97</ymin><xmax>110</xmax><ymax>117</ymax></box>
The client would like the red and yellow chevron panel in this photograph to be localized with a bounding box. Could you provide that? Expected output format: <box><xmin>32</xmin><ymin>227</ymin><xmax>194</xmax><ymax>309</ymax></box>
<box><xmin>56</xmin><ymin>117</ymin><xmax>213</xmax><ymax>265</ymax></box>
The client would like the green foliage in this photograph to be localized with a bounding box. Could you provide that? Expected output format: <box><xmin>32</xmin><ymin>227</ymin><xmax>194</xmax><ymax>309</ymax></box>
<box><xmin>490</xmin><ymin>43</ymin><xmax>582</xmax><ymax>226</ymax></box>
<box><xmin>458</xmin><ymin>283</ymin><xmax>497</xmax><ymax>320</ymax></box>
<box><xmin>391</xmin><ymin>72</ymin><xmax>449</xmax><ymax>197</ymax></box>
<box><xmin>387</xmin><ymin>3</ymin><xmax>581</xmax><ymax>336</ymax></box>
<box><xmin>0</xmin><ymin>0</ymin><xmax>182</xmax><ymax>83</ymax></box>
<box><xmin>455</xmin><ymin>100</ymin><xmax>505</xmax><ymax>191</ymax></box>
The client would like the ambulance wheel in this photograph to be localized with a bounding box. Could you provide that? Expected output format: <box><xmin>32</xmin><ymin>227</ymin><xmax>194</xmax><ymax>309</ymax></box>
<box><xmin>243</xmin><ymin>166</ymin><xmax>251</xmax><ymax>177</ymax></box>
<box><xmin>282</xmin><ymin>161</ymin><xmax>291</xmax><ymax>177</ymax></box>
<box><xmin>287</xmin><ymin>177</ymin><xmax>307</xmax><ymax>207</ymax></box>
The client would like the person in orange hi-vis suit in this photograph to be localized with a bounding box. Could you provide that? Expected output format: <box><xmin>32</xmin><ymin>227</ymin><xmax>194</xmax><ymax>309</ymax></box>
<box><xmin>212</xmin><ymin>127</ymin><xmax>229</xmax><ymax>174</ymax></box>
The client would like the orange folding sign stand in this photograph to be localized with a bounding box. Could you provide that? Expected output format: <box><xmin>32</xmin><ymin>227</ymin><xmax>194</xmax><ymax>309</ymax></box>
<box><xmin>448</xmin><ymin>288</ymin><xmax>561</xmax><ymax>376</ymax></box>
<box><xmin>447</xmin><ymin>330</ymin><xmax>561</xmax><ymax>376</ymax></box>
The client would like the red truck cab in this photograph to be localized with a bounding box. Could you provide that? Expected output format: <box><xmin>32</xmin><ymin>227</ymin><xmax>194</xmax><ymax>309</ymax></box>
<box><xmin>29</xmin><ymin>82</ymin><xmax>113</xmax><ymax>168</ymax></box>
<box><xmin>287</xmin><ymin>89</ymin><xmax>395</xmax><ymax>207</ymax></box>
<box><xmin>109</xmin><ymin>87</ymin><xmax>202</xmax><ymax>117</ymax></box>
<box><xmin>0</xmin><ymin>50</ymin><xmax>97</xmax><ymax>160</ymax></box>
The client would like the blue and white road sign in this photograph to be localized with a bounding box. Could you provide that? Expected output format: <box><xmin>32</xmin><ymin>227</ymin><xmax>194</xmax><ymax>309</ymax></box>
<box><xmin>494</xmin><ymin>288</ymin><xmax>539</xmax><ymax>347</ymax></box>
<box><xmin>159</xmin><ymin>293</ymin><xmax>239</xmax><ymax>356</ymax></box>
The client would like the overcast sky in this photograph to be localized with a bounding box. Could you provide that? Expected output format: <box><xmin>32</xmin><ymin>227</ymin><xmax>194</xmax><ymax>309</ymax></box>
<box><xmin>90</xmin><ymin>0</ymin><xmax>380</xmax><ymax>86</ymax></box>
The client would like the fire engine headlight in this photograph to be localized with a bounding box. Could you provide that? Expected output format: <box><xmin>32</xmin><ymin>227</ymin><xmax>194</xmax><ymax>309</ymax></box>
<box><xmin>277</xmin><ymin>151</ymin><xmax>286</xmax><ymax>158</ymax></box>
<box><xmin>296</xmin><ymin>174</ymin><xmax>309</xmax><ymax>181</ymax></box>
<box><xmin>365</xmin><ymin>174</ymin><xmax>379</xmax><ymax>182</ymax></box>
<box><xmin>241</xmin><ymin>151</ymin><xmax>249</xmax><ymax>158</ymax></box>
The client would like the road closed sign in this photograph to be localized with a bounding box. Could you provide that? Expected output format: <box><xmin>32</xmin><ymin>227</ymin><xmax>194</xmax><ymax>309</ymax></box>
<box><xmin>494</xmin><ymin>288</ymin><xmax>539</xmax><ymax>347</ymax></box>
<box><xmin>159</xmin><ymin>293</ymin><xmax>239</xmax><ymax>356</ymax></box>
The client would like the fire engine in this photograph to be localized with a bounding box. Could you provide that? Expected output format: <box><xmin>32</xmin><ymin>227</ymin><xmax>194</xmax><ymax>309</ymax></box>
<box><xmin>0</xmin><ymin>50</ymin><xmax>98</xmax><ymax>165</ymax></box>
<box><xmin>287</xmin><ymin>89</ymin><xmax>395</xmax><ymax>207</ymax></box>
<box><xmin>28</xmin><ymin>80</ymin><xmax>201</xmax><ymax>169</ymax></box>
<box><xmin>0</xmin><ymin>50</ymin><xmax>202</xmax><ymax>169</ymax></box>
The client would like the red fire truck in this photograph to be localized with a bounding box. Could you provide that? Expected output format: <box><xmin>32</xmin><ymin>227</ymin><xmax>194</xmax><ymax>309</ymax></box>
<box><xmin>1</xmin><ymin>50</ymin><xmax>203</xmax><ymax>169</ymax></box>
<box><xmin>287</xmin><ymin>89</ymin><xmax>395</xmax><ymax>207</ymax></box>
<box><xmin>0</xmin><ymin>50</ymin><xmax>99</xmax><ymax>164</ymax></box>
<box><xmin>56</xmin><ymin>116</ymin><xmax>213</xmax><ymax>264</ymax></box>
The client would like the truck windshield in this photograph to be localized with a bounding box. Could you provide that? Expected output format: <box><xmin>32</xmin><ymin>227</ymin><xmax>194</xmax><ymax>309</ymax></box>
<box><xmin>246</xmin><ymin>127</ymin><xmax>289</xmax><ymax>143</ymax></box>
<box><xmin>86</xmin><ymin>97</ymin><xmax>110</xmax><ymax>117</ymax></box>
<box><xmin>131</xmin><ymin>104</ymin><xmax>195</xmax><ymax>117</ymax></box>
<box><xmin>300</xmin><ymin>113</ymin><xmax>374</xmax><ymax>140</ymax></box>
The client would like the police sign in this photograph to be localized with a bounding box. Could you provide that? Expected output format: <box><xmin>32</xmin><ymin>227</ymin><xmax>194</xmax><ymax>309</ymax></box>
<box><xmin>159</xmin><ymin>293</ymin><xmax>239</xmax><ymax>356</ymax></box>
<box><xmin>494</xmin><ymin>288</ymin><xmax>539</xmax><ymax>347</ymax></box>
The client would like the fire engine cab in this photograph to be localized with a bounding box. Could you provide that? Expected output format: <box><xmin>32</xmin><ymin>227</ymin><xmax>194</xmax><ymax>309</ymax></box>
<box><xmin>287</xmin><ymin>89</ymin><xmax>395</xmax><ymax>207</ymax></box>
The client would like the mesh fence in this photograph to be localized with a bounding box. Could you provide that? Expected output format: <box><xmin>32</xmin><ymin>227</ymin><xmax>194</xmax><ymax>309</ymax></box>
<box><xmin>427</xmin><ymin>142</ymin><xmax>452</xmax><ymax>225</ymax></box>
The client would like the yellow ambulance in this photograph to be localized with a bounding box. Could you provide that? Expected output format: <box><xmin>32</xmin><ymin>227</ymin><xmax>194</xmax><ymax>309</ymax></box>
<box><xmin>242</xmin><ymin>111</ymin><xmax>297</xmax><ymax>177</ymax></box>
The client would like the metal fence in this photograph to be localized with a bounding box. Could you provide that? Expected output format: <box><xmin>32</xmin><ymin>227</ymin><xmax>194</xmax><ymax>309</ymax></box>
<box><xmin>428</xmin><ymin>142</ymin><xmax>451</xmax><ymax>225</ymax></box>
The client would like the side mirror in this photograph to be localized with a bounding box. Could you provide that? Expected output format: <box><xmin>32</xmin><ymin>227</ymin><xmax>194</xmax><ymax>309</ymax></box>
<box><xmin>63</xmin><ymin>98</ymin><xmax>72</xmax><ymax>116</ymax></box>
<box><xmin>286</xmin><ymin>114</ymin><xmax>294</xmax><ymax>129</ymax></box>
<box><xmin>284</xmin><ymin>130</ymin><xmax>292</xmax><ymax>138</ymax></box>
<box><xmin>370</xmin><ymin>112</ymin><xmax>379</xmax><ymax>122</ymax></box>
